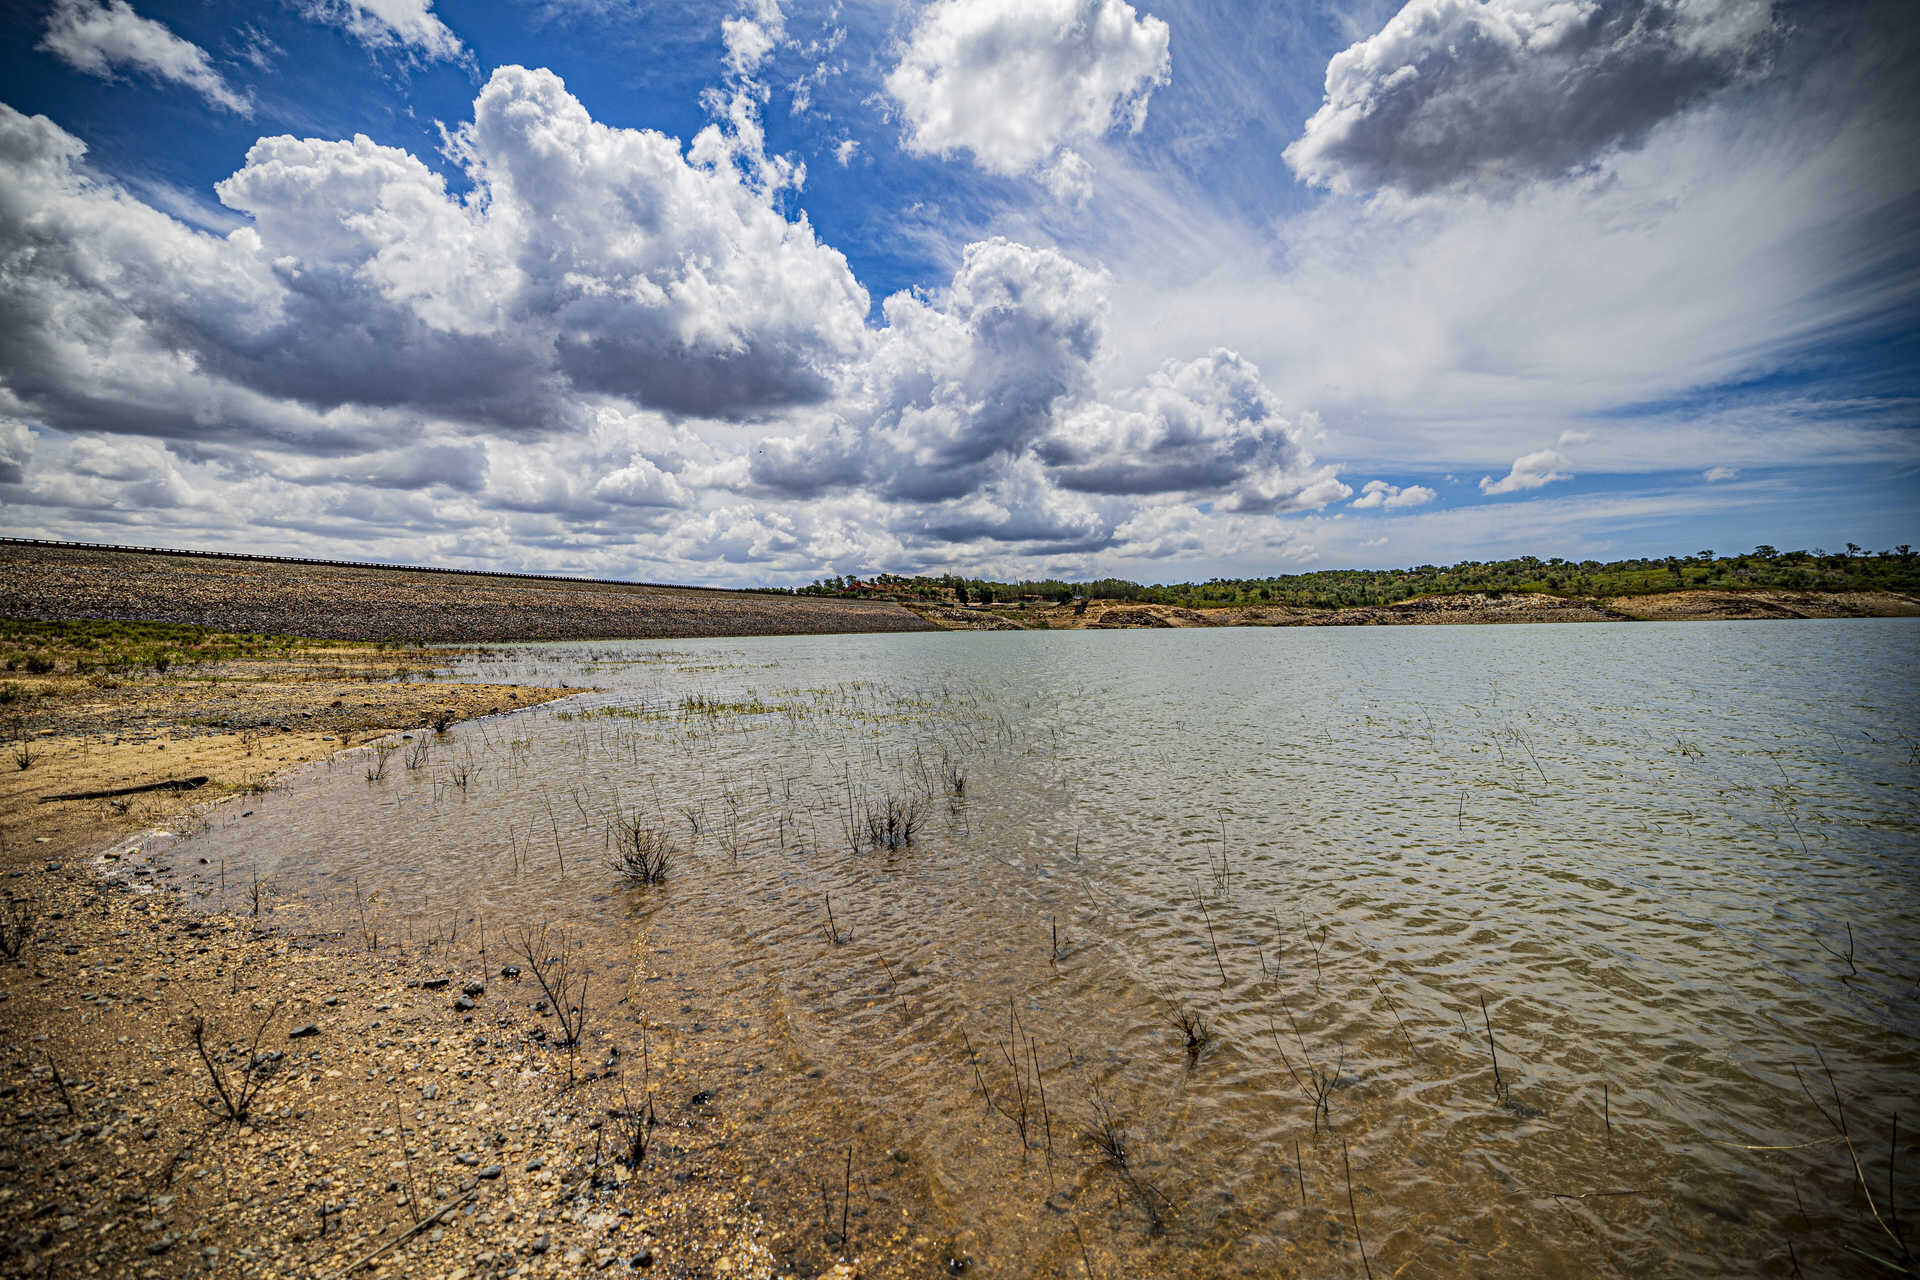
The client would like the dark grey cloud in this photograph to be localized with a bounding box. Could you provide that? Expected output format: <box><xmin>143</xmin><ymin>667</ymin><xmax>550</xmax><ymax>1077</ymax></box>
<box><xmin>1286</xmin><ymin>0</ymin><xmax>1776</xmax><ymax>194</ymax></box>
<box><xmin>750</xmin><ymin>422</ymin><xmax>864</xmax><ymax>499</ymax></box>
<box><xmin>280</xmin><ymin>442</ymin><xmax>490</xmax><ymax>492</ymax></box>
<box><xmin>1039</xmin><ymin>350</ymin><xmax>1349</xmax><ymax>511</ymax></box>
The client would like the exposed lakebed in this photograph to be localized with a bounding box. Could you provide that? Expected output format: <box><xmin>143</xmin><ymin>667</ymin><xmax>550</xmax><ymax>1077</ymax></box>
<box><xmin>145</xmin><ymin>620</ymin><xmax>1919</xmax><ymax>1277</ymax></box>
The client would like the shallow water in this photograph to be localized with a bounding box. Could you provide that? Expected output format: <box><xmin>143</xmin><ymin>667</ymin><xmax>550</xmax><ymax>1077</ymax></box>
<box><xmin>157</xmin><ymin>620</ymin><xmax>1920</xmax><ymax>1276</ymax></box>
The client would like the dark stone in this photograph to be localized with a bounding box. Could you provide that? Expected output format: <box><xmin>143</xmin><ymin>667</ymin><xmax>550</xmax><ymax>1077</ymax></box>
<box><xmin>289</xmin><ymin>1024</ymin><xmax>319</xmax><ymax>1039</ymax></box>
<box><xmin>529</xmin><ymin>1234</ymin><xmax>550</xmax><ymax>1255</ymax></box>
<box><xmin>453</xmin><ymin>996</ymin><xmax>475</xmax><ymax>1012</ymax></box>
<box><xmin>421</xmin><ymin>978</ymin><xmax>450</xmax><ymax>990</ymax></box>
<box><xmin>477</xmin><ymin>1165</ymin><xmax>503</xmax><ymax>1180</ymax></box>
<box><xmin>462</xmin><ymin>981</ymin><xmax>485</xmax><ymax>997</ymax></box>
<box><xmin>500</xmin><ymin>965</ymin><xmax>520</xmax><ymax>979</ymax></box>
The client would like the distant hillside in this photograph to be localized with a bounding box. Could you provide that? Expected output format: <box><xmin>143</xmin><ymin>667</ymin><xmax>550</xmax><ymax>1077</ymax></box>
<box><xmin>791</xmin><ymin>545</ymin><xmax>1920</xmax><ymax>610</ymax></box>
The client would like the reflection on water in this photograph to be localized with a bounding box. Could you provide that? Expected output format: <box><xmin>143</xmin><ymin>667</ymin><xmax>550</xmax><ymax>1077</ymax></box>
<box><xmin>159</xmin><ymin>621</ymin><xmax>1919</xmax><ymax>1277</ymax></box>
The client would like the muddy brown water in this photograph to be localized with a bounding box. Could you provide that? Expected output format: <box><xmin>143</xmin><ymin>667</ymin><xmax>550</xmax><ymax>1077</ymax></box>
<box><xmin>136</xmin><ymin>621</ymin><xmax>1919</xmax><ymax>1276</ymax></box>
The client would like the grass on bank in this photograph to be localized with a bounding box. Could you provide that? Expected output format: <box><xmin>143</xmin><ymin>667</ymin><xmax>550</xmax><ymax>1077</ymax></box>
<box><xmin>0</xmin><ymin>618</ymin><xmax>439</xmax><ymax>682</ymax></box>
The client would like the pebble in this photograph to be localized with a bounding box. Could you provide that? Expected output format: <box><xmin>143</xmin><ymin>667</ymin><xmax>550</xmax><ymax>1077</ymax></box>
<box><xmin>477</xmin><ymin>1165</ymin><xmax>503</xmax><ymax>1181</ymax></box>
<box><xmin>462</xmin><ymin>981</ymin><xmax>485</xmax><ymax>997</ymax></box>
<box><xmin>453</xmin><ymin>996</ymin><xmax>475</xmax><ymax>1012</ymax></box>
<box><xmin>289</xmin><ymin>1024</ymin><xmax>320</xmax><ymax>1039</ymax></box>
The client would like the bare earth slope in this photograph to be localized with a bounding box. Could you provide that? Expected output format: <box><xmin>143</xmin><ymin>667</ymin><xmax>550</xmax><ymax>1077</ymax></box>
<box><xmin>0</xmin><ymin>543</ymin><xmax>935</xmax><ymax>642</ymax></box>
<box><xmin>921</xmin><ymin>588</ymin><xmax>1920</xmax><ymax>631</ymax></box>
<box><xmin>1606</xmin><ymin>588</ymin><xmax>1920</xmax><ymax>620</ymax></box>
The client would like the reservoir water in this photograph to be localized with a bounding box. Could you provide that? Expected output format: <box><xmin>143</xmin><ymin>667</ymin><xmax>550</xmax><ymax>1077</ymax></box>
<box><xmin>151</xmin><ymin>619</ymin><xmax>1920</xmax><ymax>1277</ymax></box>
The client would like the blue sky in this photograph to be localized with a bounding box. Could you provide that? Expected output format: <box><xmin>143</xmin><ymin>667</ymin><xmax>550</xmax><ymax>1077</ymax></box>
<box><xmin>0</xmin><ymin>0</ymin><xmax>1914</xmax><ymax>584</ymax></box>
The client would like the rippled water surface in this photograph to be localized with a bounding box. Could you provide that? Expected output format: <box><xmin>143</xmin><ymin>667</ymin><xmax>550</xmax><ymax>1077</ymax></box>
<box><xmin>160</xmin><ymin>621</ymin><xmax>1920</xmax><ymax>1276</ymax></box>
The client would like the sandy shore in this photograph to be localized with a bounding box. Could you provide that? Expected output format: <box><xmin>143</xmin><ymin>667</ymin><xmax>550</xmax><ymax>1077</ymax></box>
<box><xmin>0</xmin><ymin>647</ymin><xmax>957</xmax><ymax>1279</ymax></box>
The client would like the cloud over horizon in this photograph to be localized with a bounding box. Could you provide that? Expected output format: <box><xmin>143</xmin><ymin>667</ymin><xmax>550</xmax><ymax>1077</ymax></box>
<box><xmin>0</xmin><ymin>0</ymin><xmax>1912</xmax><ymax>583</ymax></box>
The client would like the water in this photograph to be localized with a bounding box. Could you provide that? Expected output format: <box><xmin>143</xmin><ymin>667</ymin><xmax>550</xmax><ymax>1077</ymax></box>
<box><xmin>156</xmin><ymin>620</ymin><xmax>1920</xmax><ymax>1276</ymax></box>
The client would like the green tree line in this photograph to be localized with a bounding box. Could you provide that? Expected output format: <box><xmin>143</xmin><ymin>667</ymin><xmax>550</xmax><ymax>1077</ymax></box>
<box><xmin>787</xmin><ymin>545</ymin><xmax>1920</xmax><ymax>609</ymax></box>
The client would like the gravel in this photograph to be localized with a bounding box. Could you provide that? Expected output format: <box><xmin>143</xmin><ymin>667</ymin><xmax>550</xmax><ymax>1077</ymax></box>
<box><xmin>1</xmin><ymin>544</ymin><xmax>935</xmax><ymax>642</ymax></box>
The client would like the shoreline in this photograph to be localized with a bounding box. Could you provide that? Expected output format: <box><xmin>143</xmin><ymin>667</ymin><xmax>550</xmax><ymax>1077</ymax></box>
<box><xmin>0</xmin><ymin>646</ymin><xmax>957</xmax><ymax>1279</ymax></box>
<box><xmin>910</xmin><ymin>586</ymin><xmax>1920</xmax><ymax>631</ymax></box>
<box><xmin>5</xmin><ymin>544</ymin><xmax>1916</xmax><ymax>645</ymax></box>
<box><xmin>3</xmin><ymin>611</ymin><xmax>1913</xmax><ymax>1276</ymax></box>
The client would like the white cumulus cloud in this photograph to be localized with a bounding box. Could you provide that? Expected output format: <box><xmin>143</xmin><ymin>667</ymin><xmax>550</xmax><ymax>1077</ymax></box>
<box><xmin>38</xmin><ymin>0</ymin><xmax>251</xmax><ymax>115</ymax></box>
<box><xmin>755</xmin><ymin>237</ymin><xmax>1108</xmax><ymax>504</ymax></box>
<box><xmin>1350</xmin><ymin>478</ymin><xmax>1436</xmax><ymax>509</ymax></box>
<box><xmin>886</xmin><ymin>0</ymin><xmax>1170</xmax><ymax>180</ymax></box>
<box><xmin>0</xmin><ymin>419</ymin><xmax>34</xmax><ymax>485</ymax></box>
<box><xmin>0</xmin><ymin>68</ymin><xmax>870</xmax><ymax>454</ymax></box>
<box><xmin>752</xmin><ymin>245</ymin><xmax>1351</xmax><ymax>546</ymax></box>
<box><xmin>721</xmin><ymin>0</ymin><xmax>785</xmax><ymax>77</ymax></box>
<box><xmin>1039</xmin><ymin>349</ymin><xmax>1348</xmax><ymax>513</ymax></box>
<box><xmin>1479</xmin><ymin>448</ymin><xmax>1571</xmax><ymax>494</ymax></box>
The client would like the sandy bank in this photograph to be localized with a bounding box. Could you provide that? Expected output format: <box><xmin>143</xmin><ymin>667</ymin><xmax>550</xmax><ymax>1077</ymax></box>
<box><xmin>916</xmin><ymin>588</ymin><xmax>1920</xmax><ymax>631</ymax></box>
<box><xmin>0</xmin><ymin>649</ymin><xmax>959</xmax><ymax>1278</ymax></box>
<box><xmin>1604</xmin><ymin>588</ymin><xmax>1920</xmax><ymax>621</ymax></box>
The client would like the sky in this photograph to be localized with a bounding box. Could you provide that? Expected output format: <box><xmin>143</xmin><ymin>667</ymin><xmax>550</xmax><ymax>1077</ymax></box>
<box><xmin>0</xmin><ymin>0</ymin><xmax>1915</xmax><ymax>586</ymax></box>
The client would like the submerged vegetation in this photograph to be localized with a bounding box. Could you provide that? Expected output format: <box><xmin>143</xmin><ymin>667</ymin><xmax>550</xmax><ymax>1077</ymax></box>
<box><xmin>792</xmin><ymin>544</ymin><xmax>1920</xmax><ymax>609</ymax></box>
<box><xmin>14</xmin><ymin>617</ymin><xmax>1911</xmax><ymax>1278</ymax></box>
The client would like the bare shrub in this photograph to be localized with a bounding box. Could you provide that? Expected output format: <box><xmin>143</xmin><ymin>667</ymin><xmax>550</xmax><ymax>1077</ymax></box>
<box><xmin>0</xmin><ymin>897</ymin><xmax>33</xmax><ymax>960</ymax></box>
<box><xmin>189</xmin><ymin>1001</ymin><xmax>286</xmax><ymax>1123</ymax></box>
<box><xmin>610</xmin><ymin>819</ymin><xmax>672</xmax><ymax>885</ymax></box>
<box><xmin>511</xmin><ymin>924</ymin><xmax>591</xmax><ymax>1086</ymax></box>
<box><xmin>863</xmin><ymin>794</ymin><xmax>923</xmax><ymax>850</ymax></box>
